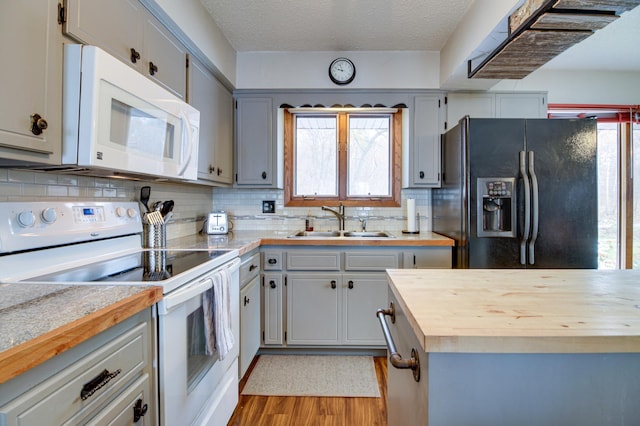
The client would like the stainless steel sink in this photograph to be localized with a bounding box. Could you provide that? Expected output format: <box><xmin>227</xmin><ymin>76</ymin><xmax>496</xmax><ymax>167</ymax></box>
<box><xmin>288</xmin><ymin>230</ymin><xmax>342</xmax><ymax>238</ymax></box>
<box><xmin>342</xmin><ymin>231</ymin><xmax>395</xmax><ymax>238</ymax></box>
<box><xmin>287</xmin><ymin>230</ymin><xmax>394</xmax><ymax>238</ymax></box>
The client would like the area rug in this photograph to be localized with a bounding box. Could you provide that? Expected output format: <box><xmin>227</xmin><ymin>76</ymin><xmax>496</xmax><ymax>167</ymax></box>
<box><xmin>241</xmin><ymin>355</ymin><xmax>381</xmax><ymax>398</ymax></box>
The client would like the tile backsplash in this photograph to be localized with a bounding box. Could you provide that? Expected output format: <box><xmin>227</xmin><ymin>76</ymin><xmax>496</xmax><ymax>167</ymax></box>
<box><xmin>0</xmin><ymin>169</ymin><xmax>432</xmax><ymax>239</ymax></box>
<box><xmin>0</xmin><ymin>169</ymin><xmax>214</xmax><ymax>240</ymax></box>
<box><xmin>212</xmin><ymin>187</ymin><xmax>432</xmax><ymax>233</ymax></box>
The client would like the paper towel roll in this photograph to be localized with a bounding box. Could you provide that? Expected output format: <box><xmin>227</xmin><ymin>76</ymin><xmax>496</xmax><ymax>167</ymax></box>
<box><xmin>407</xmin><ymin>199</ymin><xmax>416</xmax><ymax>232</ymax></box>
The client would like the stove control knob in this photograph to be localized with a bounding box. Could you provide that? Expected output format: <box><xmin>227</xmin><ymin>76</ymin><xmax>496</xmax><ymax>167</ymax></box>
<box><xmin>41</xmin><ymin>208</ymin><xmax>57</xmax><ymax>224</ymax></box>
<box><xmin>115</xmin><ymin>207</ymin><xmax>126</xmax><ymax>218</ymax></box>
<box><xmin>17</xmin><ymin>210</ymin><xmax>36</xmax><ymax>228</ymax></box>
<box><xmin>127</xmin><ymin>208</ymin><xmax>138</xmax><ymax>218</ymax></box>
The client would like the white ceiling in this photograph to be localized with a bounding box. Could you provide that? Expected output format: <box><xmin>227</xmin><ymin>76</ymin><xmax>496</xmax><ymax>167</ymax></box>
<box><xmin>199</xmin><ymin>0</ymin><xmax>640</xmax><ymax>74</ymax></box>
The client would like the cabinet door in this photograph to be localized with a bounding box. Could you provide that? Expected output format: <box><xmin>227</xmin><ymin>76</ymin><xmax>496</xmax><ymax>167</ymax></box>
<box><xmin>342</xmin><ymin>274</ymin><xmax>387</xmax><ymax>345</ymax></box>
<box><xmin>402</xmin><ymin>248</ymin><xmax>452</xmax><ymax>269</ymax></box>
<box><xmin>495</xmin><ymin>93</ymin><xmax>547</xmax><ymax>118</ymax></box>
<box><xmin>142</xmin><ymin>14</ymin><xmax>187</xmax><ymax>99</ymax></box>
<box><xmin>262</xmin><ymin>273</ymin><xmax>283</xmax><ymax>345</ymax></box>
<box><xmin>240</xmin><ymin>276</ymin><xmax>260</xmax><ymax>378</ymax></box>
<box><xmin>235</xmin><ymin>97</ymin><xmax>274</xmax><ymax>186</ymax></box>
<box><xmin>190</xmin><ymin>57</ymin><xmax>234</xmax><ymax>184</ymax></box>
<box><xmin>0</xmin><ymin>0</ymin><xmax>62</xmax><ymax>163</ymax></box>
<box><xmin>83</xmin><ymin>375</ymin><xmax>154</xmax><ymax>425</ymax></box>
<box><xmin>64</xmin><ymin>0</ymin><xmax>143</xmax><ymax>68</ymax></box>
<box><xmin>408</xmin><ymin>95</ymin><xmax>444</xmax><ymax>187</ymax></box>
<box><xmin>446</xmin><ymin>92</ymin><xmax>495</xmax><ymax>126</ymax></box>
<box><xmin>287</xmin><ymin>274</ymin><xmax>341</xmax><ymax>345</ymax></box>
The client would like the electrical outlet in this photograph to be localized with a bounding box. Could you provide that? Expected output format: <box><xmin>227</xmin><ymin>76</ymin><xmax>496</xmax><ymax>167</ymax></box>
<box><xmin>262</xmin><ymin>200</ymin><xmax>275</xmax><ymax>213</ymax></box>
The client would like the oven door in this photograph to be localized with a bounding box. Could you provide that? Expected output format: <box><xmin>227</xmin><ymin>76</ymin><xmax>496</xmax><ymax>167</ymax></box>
<box><xmin>156</xmin><ymin>259</ymin><xmax>239</xmax><ymax>426</ymax></box>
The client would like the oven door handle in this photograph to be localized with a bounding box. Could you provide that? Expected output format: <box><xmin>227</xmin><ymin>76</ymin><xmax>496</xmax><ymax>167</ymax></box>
<box><xmin>160</xmin><ymin>277</ymin><xmax>213</xmax><ymax>314</ymax></box>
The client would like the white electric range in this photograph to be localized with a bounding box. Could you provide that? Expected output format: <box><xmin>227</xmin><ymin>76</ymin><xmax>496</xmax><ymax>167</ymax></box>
<box><xmin>0</xmin><ymin>201</ymin><xmax>240</xmax><ymax>426</ymax></box>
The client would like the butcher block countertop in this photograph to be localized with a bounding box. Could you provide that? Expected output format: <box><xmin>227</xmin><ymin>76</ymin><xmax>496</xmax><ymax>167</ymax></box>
<box><xmin>386</xmin><ymin>269</ymin><xmax>640</xmax><ymax>354</ymax></box>
<box><xmin>170</xmin><ymin>230</ymin><xmax>454</xmax><ymax>256</ymax></box>
<box><xmin>0</xmin><ymin>283</ymin><xmax>162</xmax><ymax>384</ymax></box>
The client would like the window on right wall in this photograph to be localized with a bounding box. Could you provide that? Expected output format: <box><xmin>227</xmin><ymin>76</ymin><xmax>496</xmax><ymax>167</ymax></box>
<box><xmin>549</xmin><ymin>105</ymin><xmax>640</xmax><ymax>269</ymax></box>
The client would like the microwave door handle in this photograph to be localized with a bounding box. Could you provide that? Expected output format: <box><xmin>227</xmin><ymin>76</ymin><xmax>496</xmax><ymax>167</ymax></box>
<box><xmin>177</xmin><ymin>112</ymin><xmax>194</xmax><ymax>177</ymax></box>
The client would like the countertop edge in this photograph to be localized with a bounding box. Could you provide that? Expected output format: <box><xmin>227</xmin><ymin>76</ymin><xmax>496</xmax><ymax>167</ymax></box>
<box><xmin>0</xmin><ymin>286</ymin><xmax>162</xmax><ymax>384</ymax></box>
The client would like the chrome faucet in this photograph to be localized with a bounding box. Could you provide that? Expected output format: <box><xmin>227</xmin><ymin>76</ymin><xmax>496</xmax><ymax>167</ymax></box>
<box><xmin>321</xmin><ymin>202</ymin><xmax>345</xmax><ymax>231</ymax></box>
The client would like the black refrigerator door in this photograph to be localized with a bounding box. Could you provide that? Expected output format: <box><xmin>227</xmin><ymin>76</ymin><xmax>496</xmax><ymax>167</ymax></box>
<box><xmin>467</xmin><ymin>119</ymin><xmax>525</xmax><ymax>268</ymax></box>
<box><xmin>524</xmin><ymin>119</ymin><xmax>598</xmax><ymax>268</ymax></box>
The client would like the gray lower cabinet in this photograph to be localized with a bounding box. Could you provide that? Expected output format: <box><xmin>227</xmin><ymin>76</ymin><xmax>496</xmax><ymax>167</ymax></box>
<box><xmin>264</xmin><ymin>247</ymin><xmax>404</xmax><ymax>348</ymax></box>
<box><xmin>0</xmin><ymin>309</ymin><xmax>156</xmax><ymax>425</ymax></box>
<box><xmin>189</xmin><ymin>56</ymin><xmax>234</xmax><ymax>185</ymax></box>
<box><xmin>239</xmin><ymin>251</ymin><xmax>261</xmax><ymax>378</ymax></box>
<box><xmin>402</xmin><ymin>247</ymin><xmax>452</xmax><ymax>269</ymax></box>
<box><xmin>63</xmin><ymin>0</ymin><xmax>187</xmax><ymax>99</ymax></box>
<box><xmin>0</xmin><ymin>0</ymin><xmax>63</xmax><ymax>165</ymax></box>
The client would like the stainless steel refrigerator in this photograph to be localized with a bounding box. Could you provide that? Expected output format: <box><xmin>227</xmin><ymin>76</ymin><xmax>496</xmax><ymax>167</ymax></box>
<box><xmin>432</xmin><ymin>117</ymin><xmax>598</xmax><ymax>269</ymax></box>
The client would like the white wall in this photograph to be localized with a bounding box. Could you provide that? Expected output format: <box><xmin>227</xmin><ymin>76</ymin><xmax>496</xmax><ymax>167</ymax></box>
<box><xmin>493</xmin><ymin>69</ymin><xmax>640</xmax><ymax>104</ymax></box>
<box><xmin>236</xmin><ymin>51</ymin><xmax>440</xmax><ymax>89</ymax></box>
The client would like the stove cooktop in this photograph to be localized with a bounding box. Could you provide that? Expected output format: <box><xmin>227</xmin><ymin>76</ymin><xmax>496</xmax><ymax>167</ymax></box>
<box><xmin>26</xmin><ymin>249</ymin><xmax>233</xmax><ymax>283</ymax></box>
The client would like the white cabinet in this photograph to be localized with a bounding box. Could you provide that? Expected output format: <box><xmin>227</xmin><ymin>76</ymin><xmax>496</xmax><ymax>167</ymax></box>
<box><xmin>235</xmin><ymin>97</ymin><xmax>280</xmax><ymax>187</ymax></box>
<box><xmin>239</xmin><ymin>251</ymin><xmax>261</xmax><ymax>378</ymax></box>
<box><xmin>495</xmin><ymin>93</ymin><xmax>547</xmax><ymax>118</ymax></box>
<box><xmin>446</xmin><ymin>91</ymin><xmax>548</xmax><ymax>126</ymax></box>
<box><xmin>0</xmin><ymin>309</ymin><xmax>156</xmax><ymax>425</ymax></box>
<box><xmin>403</xmin><ymin>94</ymin><xmax>445</xmax><ymax>188</ymax></box>
<box><xmin>0</xmin><ymin>0</ymin><xmax>63</xmax><ymax>165</ymax></box>
<box><xmin>63</xmin><ymin>0</ymin><xmax>187</xmax><ymax>99</ymax></box>
<box><xmin>188</xmin><ymin>56</ymin><xmax>234</xmax><ymax>185</ymax></box>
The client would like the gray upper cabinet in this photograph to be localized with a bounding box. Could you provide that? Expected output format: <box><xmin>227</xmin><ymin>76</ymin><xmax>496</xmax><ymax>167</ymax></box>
<box><xmin>63</xmin><ymin>0</ymin><xmax>187</xmax><ymax>99</ymax></box>
<box><xmin>0</xmin><ymin>0</ymin><xmax>63</xmax><ymax>165</ymax></box>
<box><xmin>188</xmin><ymin>57</ymin><xmax>234</xmax><ymax>185</ymax></box>
<box><xmin>235</xmin><ymin>97</ymin><xmax>277</xmax><ymax>187</ymax></box>
<box><xmin>403</xmin><ymin>94</ymin><xmax>445</xmax><ymax>188</ymax></box>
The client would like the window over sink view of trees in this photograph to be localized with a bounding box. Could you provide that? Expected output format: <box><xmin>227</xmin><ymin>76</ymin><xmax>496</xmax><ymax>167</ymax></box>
<box><xmin>284</xmin><ymin>109</ymin><xmax>402</xmax><ymax>207</ymax></box>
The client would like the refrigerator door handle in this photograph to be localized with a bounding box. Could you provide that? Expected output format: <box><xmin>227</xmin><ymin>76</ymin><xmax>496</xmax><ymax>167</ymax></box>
<box><xmin>519</xmin><ymin>151</ymin><xmax>531</xmax><ymax>265</ymax></box>
<box><xmin>528</xmin><ymin>151</ymin><xmax>539</xmax><ymax>265</ymax></box>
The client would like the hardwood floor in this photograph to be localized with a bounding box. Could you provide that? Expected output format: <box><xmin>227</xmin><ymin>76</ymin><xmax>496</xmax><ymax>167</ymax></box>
<box><xmin>228</xmin><ymin>356</ymin><xmax>388</xmax><ymax>426</ymax></box>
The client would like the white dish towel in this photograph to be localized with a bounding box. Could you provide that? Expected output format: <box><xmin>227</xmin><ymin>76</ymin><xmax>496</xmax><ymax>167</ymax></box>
<box><xmin>211</xmin><ymin>267</ymin><xmax>235</xmax><ymax>360</ymax></box>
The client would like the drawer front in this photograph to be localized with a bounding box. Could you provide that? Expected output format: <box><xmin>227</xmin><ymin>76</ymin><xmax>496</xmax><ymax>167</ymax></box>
<box><xmin>263</xmin><ymin>251</ymin><xmax>283</xmax><ymax>270</ymax></box>
<box><xmin>240</xmin><ymin>252</ymin><xmax>261</xmax><ymax>285</ymax></box>
<box><xmin>0</xmin><ymin>323</ymin><xmax>149</xmax><ymax>426</ymax></box>
<box><xmin>344</xmin><ymin>251</ymin><xmax>399</xmax><ymax>271</ymax></box>
<box><xmin>81</xmin><ymin>374</ymin><xmax>153</xmax><ymax>426</ymax></box>
<box><xmin>286</xmin><ymin>251</ymin><xmax>341</xmax><ymax>271</ymax></box>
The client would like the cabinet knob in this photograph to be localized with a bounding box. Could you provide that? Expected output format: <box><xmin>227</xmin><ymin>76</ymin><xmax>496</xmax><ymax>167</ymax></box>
<box><xmin>149</xmin><ymin>61</ymin><xmax>158</xmax><ymax>76</ymax></box>
<box><xmin>269</xmin><ymin>280</ymin><xmax>276</xmax><ymax>289</ymax></box>
<box><xmin>249</xmin><ymin>264</ymin><xmax>258</xmax><ymax>271</ymax></box>
<box><xmin>133</xmin><ymin>398</ymin><xmax>148</xmax><ymax>422</ymax></box>
<box><xmin>209</xmin><ymin>165</ymin><xmax>215</xmax><ymax>173</ymax></box>
<box><xmin>130</xmin><ymin>48</ymin><xmax>140</xmax><ymax>63</ymax></box>
<box><xmin>419</xmin><ymin>171</ymin><xmax>425</xmax><ymax>179</ymax></box>
<box><xmin>261</xmin><ymin>171</ymin><xmax>267</xmax><ymax>179</ymax></box>
<box><xmin>330</xmin><ymin>280</ymin><xmax>337</xmax><ymax>289</ymax></box>
<box><xmin>30</xmin><ymin>113</ymin><xmax>48</xmax><ymax>135</ymax></box>
<box><xmin>348</xmin><ymin>280</ymin><xmax>354</xmax><ymax>289</ymax></box>
<box><xmin>244</xmin><ymin>295</ymin><xmax>250</xmax><ymax>306</ymax></box>
<box><xmin>217</xmin><ymin>168</ymin><xmax>222</xmax><ymax>176</ymax></box>
<box><xmin>268</xmin><ymin>258</ymin><xmax>277</xmax><ymax>265</ymax></box>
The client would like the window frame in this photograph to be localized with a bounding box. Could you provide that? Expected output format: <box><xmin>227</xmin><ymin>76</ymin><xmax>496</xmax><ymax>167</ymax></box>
<box><xmin>284</xmin><ymin>109</ymin><xmax>402</xmax><ymax>207</ymax></box>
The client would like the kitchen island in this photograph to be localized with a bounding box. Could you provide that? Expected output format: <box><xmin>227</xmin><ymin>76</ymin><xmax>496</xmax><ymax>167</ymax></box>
<box><xmin>383</xmin><ymin>269</ymin><xmax>640</xmax><ymax>425</ymax></box>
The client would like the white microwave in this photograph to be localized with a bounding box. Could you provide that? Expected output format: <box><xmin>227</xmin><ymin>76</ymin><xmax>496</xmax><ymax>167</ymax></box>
<box><xmin>62</xmin><ymin>44</ymin><xmax>199</xmax><ymax>181</ymax></box>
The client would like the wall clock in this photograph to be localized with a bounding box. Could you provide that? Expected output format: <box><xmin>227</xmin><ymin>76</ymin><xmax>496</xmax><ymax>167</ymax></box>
<box><xmin>329</xmin><ymin>57</ymin><xmax>356</xmax><ymax>85</ymax></box>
